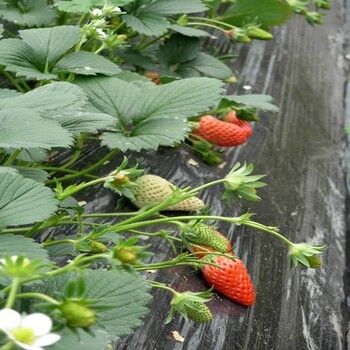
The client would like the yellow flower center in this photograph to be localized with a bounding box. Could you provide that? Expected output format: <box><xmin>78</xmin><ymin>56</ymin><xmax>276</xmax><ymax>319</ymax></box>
<box><xmin>11</xmin><ymin>327</ymin><xmax>35</xmax><ymax>345</ymax></box>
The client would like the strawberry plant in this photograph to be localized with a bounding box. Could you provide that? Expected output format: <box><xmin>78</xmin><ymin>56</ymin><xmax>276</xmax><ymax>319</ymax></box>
<box><xmin>0</xmin><ymin>0</ymin><xmax>333</xmax><ymax>349</ymax></box>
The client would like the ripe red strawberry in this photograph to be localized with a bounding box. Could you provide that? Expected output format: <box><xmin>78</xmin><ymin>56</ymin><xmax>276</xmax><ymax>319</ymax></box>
<box><xmin>131</xmin><ymin>174</ymin><xmax>205</xmax><ymax>211</ymax></box>
<box><xmin>145</xmin><ymin>72</ymin><xmax>161</xmax><ymax>85</ymax></box>
<box><xmin>192</xmin><ymin>115</ymin><xmax>252</xmax><ymax>147</ymax></box>
<box><xmin>201</xmin><ymin>255</ymin><xmax>255</xmax><ymax>306</ymax></box>
<box><xmin>223</xmin><ymin>110</ymin><xmax>253</xmax><ymax>138</ymax></box>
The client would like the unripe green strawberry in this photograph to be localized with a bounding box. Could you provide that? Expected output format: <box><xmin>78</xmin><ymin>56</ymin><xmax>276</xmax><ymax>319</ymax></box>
<box><xmin>247</xmin><ymin>27</ymin><xmax>273</xmax><ymax>40</ymax></box>
<box><xmin>306</xmin><ymin>254</ymin><xmax>322</xmax><ymax>268</ymax></box>
<box><xmin>185</xmin><ymin>224</ymin><xmax>230</xmax><ymax>254</ymax></box>
<box><xmin>131</xmin><ymin>174</ymin><xmax>205</xmax><ymax>211</ymax></box>
<box><xmin>113</xmin><ymin>247</ymin><xmax>137</xmax><ymax>264</ymax></box>
<box><xmin>89</xmin><ymin>240</ymin><xmax>108</xmax><ymax>254</ymax></box>
<box><xmin>185</xmin><ymin>302</ymin><xmax>212</xmax><ymax>323</ymax></box>
<box><xmin>59</xmin><ymin>301</ymin><xmax>96</xmax><ymax>328</ymax></box>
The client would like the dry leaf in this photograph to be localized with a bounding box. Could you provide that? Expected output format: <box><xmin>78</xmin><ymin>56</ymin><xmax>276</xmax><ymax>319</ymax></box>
<box><xmin>171</xmin><ymin>331</ymin><xmax>185</xmax><ymax>342</ymax></box>
<box><xmin>188</xmin><ymin>158</ymin><xmax>199</xmax><ymax>167</ymax></box>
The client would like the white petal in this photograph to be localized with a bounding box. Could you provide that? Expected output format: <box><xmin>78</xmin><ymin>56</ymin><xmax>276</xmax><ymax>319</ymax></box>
<box><xmin>14</xmin><ymin>340</ymin><xmax>44</xmax><ymax>350</ymax></box>
<box><xmin>32</xmin><ymin>334</ymin><xmax>61</xmax><ymax>347</ymax></box>
<box><xmin>21</xmin><ymin>314</ymin><xmax>52</xmax><ymax>336</ymax></box>
<box><xmin>0</xmin><ymin>309</ymin><xmax>21</xmax><ymax>331</ymax></box>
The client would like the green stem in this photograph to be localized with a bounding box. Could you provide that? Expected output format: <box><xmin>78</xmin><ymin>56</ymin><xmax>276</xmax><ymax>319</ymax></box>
<box><xmin>4</xmin><ymin>149</ymin><xmax>22</xmax><ymax>166</ymax></box>
<box><xmin>57</xmin><ymin>136</ymin><xmax>86</xmax><ymax>171</ymax></box>
<box><xmin>81</xmin><ymin>211</ymin><xmax>141</xmax><ymax>218</ymax></box>
<box><xmin>1</xmin><ymin>70</ymin><xmax>25</xmax><ymax>92</ymax></box>
<box><xmin>242</xmin><ymin>219</ymin><xmax>294</xmax><ymax>247</ymax></box>
<box><xmin>150</xmin><ymin>281</ymin><xmax>178</xmax><ymax>296</ymax></box>
<box><xmin>187</xmin><ymin>22</ymin><xmax>224</xmax><ymax>32</ymax></box>
<box><xmin>137</xmin><ymin>32</ymin><xmax>169</xmax><ymax>51</ymax></box>
<box><xmin>38</xmin><ymin>166</ymin><xmax>99</xmax><ymax>179</ymax></box>
<box><xmin>45</xmin><ymin>148</ymin><xmax>119</xmax><ymax>185</ymax></box>
<box><xmin>58</xmin><ymin>177</ymin><xmax>107</xmax><ymax>201</ymax></box>
<box><xmin>42</xmin><ymin>239</ymin><xmax>77</xmax><ymax>248</ymax></box>
<box><xmin>5</xmin><ymin>278</ymin><xmax>20</xmax><ymax>308</ymax></box>
<box><xmin>187</xmin><ymin>16</ymin><xmax>236</xmax><ymax>29</ymax></box>
<box><xmin>15</xmin><ymin>292</ymin><xmax>60</xmax><ymax>305</ymax></box>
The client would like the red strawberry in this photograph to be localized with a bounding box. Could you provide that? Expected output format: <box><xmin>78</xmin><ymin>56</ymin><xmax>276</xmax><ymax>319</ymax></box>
<box><xmin>145</xmin><ymin>72</ymin><xmax>161</xmax><ymax>85</ymax></box>
<box><xmin>223</xmin><ymin>110</ymin><xmax>253</xmax><ymax>138</ymax></box>
<box><xmin>192</xmin><ymin>115</ymin><xmax>252</xmax><ymax>147</ymax></box>
<box><xmin>201</xmin><ymin>255</ymin><xmax>255</xmax><ymax>306</ymax></box>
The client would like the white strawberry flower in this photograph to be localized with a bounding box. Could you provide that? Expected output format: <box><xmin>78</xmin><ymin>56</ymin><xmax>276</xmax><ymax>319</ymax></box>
<box><xmin>91</xmin><ymin>8</ymin><xmax>103</xmax><ymax>16</ymax></box>
<box><xmin>0</xmin><ymin>309</ymin><xmax>60</xmax><ymax>350</ymax></box>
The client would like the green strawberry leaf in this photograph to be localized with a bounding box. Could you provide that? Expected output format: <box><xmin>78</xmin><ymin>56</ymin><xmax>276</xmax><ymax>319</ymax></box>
<box><xmin>168</xmin><ymin>24</ymin><xmax>211</xmax><ymax>37</ymax></box>
<box><xmin>0</xmin><ymin>82</ymin><xmax>114</xmax><ymax>136</ymax></box>
<box><xmin>134</xmin><ymin>77</ymin><xmax>224</xmax><ymax>121</ymax></box>
<box><xmin>0</xmin><ymin>24</ymin><xmax>3</xmax><ymax>38</ymax></box>
<box><xmin>54</xmin><ymin>51</ymin><xmax>121</xmax><ymax>76</ymax></box>
<box><xmin>0</xmin><ymin>39</ymin><xmax>57</xmax><ymax>80</ymax></box>
<box><xmin>122</xmin><ymin>12</ymin><xmax>169</xmax><ymax>36</ymax></box>
<box><xmin>116</xmin><ymin>49</ymin><xmax>155</xmax><ymax>70</ymax></box>
<box><xmin>225</xmin><ymin>94</ymin><xmax>280</xmax><ymax>112</ymax></box>
<box><xmin>0</xmin><ymin>26</ymin><xmax>81</xmax><ymax>80</ymax></box>
<box><xmin>0</xmin><ymin>234</ymin><xmax>49</xmax><ymax>260</ymax></box>
<box><xmin>0</xmin><ymin>0</ymin><xmax>57</xmax><ymax>27</ymax></box>
<box><xmin>144</xmin><ymin>0</ymin><xmax>207</xmax><ymax>16</ymax></box>
<box><xmin>0</xmin><ymin>108</ymin><xmax>72</xmax><ymax>150</ymax></box>
<box><xmin>19</xmin><ymin>26</ymin><xmax>81</xmax><ymax>68</ymax></box>
<box><xmin>159</xmin><ymin>34</ymin><xmax>200</xmax><ymax>66</ymax></box>
<box><xmin>0</xmin><ymin>172</ymin><xmax>58</xmax><ymax>230</ymax></box>
<box><xmin>221</xmin><ymin>0</ymin><xmax>294</xmax><ymax>28</ymax></box>
<box><xmin>183</xmin><ymin>52</ymin><xmax>233</xmax><ymax>79</ymax></box>
<box><xmin>102</xmin><ymin>117</ymin><xmax>189</xmax><ymax>151</ymax></box>
<box><xmin>54</xmin><ymin>0</ymin><xmax>92</xmax><ymax>13</ymax></box>
<box><xmin>76</xmin><ymin>76</ymin><xmax>223</xmax><ymax>151</ymax></box>
<box><xmin>33</xmin><ymin>270</ymin><xmax>152</xmax><ymax>341</ymax></box>
<box><xmin>159</xmin><ymin>35</ymin><xmax>232</xmax><ymax>79</ymax></box>
<box><xmin>0</xmin><ymin>166</ymin><xmax>48</xmax><ymax>183</ymax></box>
<box><xmin>0</xmin><ymin>88</ymin><xmax>21</xmax><ymax>99</ymax></box>
<box><xmin>48</xmin><ymin>328</ymin><xmax>110</xmax><ymax>350</ymax></box>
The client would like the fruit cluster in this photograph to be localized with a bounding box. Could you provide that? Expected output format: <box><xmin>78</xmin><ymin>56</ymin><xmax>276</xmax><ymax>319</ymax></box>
<box><xmin>186</xmin><ymin>224</ymin><xmax>255</xmax><ymax>307</ymax></box>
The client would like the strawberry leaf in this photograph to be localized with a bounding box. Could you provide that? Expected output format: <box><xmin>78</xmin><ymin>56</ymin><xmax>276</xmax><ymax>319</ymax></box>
<box><xmin>32</xmin><ymin>270</ymin><xmax>152</xmax><ymax>342</ymax></box>
<box><xmin>168</xmin><ymin>24</ymin><xmax>211</xmax><ymax>37</ymax></box>
<box><xmin>54</xmin><ymin>51</ymin><xmax>121</xmax><ymax>76</ymax></box>
<box><xmin>0</xmin><ymin>26</ymin><xmax>82</xmax><ymax>80</ymax></box>
<box><xmin>0</xmin><ymin>166</ymin><xmax>48</xmax><ymax>183</ymax></box>
<box><xmin>221</xmin><ymin>0</ymin><xmax>294</xmax><ymax>28</ymax></box>
<box><xmin>0</xmin><ymin>234</ymin><xmax>49</xmax><ymax>260</ymax></box>
<box><xmin>225</xmin><ymin>94</ymin><xmax>280</xmax><ymax>112</ymax></box>
<box><xmin>0</xmin><ymin>108</ymin><xmax>72</xmax><ymax>150</ymax></box>
<box><xmin>0</xmin><ymin>0</ymin><xmax>57</xmax><ymax>26</ymax></box>
<box><xmin>76</xmin><ymin>76</ymin><xmax>223</xmax><ymax>151</ymax></box>
<box><xmin>0</xmin><ymin>172</ymin><xmax>58</xmax><ymax>231</ymax></box>
<box><xmin>102</xmin><ymin>117</ymin><xmax>189</xmax><ymax>151</ymax></box>
<box><xmin>122</xmin><ymin>13</ymin><xmax>169</xmax><ymax>36</ymax></box>
<box><xmin>54</xmin><ymin>0</ymin><xmax>92</xmax><ymax>13</ymax></box>
<box><xmin>144</xmin><ymin>0</ymin><xmax>207</xmax><ymax>16</ymax></box>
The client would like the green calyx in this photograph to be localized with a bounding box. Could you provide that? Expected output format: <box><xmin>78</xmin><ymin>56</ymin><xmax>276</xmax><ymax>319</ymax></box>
<box><xmin>183</xmin><ymin>223</ymin><xmax>228</xmax><ymax>253</ymax></box>
<box><xmin>222</xmin><ymin>162</ymin><xmax>266</xmax><ymax>205</ymax></box>
<box><xmin>59</xmin><ymin>300</ymin><xmax>96</xmax><ymax>328</ymax></box>
<box><xmin>289</xmin><ymin>243</ymin><xmax>327</xmax><ymax>269</ymax></box>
